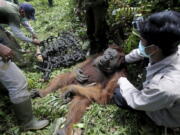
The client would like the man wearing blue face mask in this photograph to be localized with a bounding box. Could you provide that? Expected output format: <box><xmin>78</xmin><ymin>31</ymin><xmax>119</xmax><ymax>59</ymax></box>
<box><xmin>138</xmin><ymin>40</ymin><xmax>158</xmax><ymax>58</ymax></box>
<box><xmin>113</xmin><ymin>10</ymin><xmax>180</xmax><ymax>128</ymax></box>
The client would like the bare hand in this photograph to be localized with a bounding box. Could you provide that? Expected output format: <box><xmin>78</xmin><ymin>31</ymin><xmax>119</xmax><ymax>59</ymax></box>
<box><xmin>0</xmin><ymin>45</ymin><xmax>14</xmax><ymax>62</ymax></box>
<box><xmin>32</xmin><ymin>34</ymin><xmax>38</xmax><ymax>40</ymax></box>
<box><xmin>32</xmin><ymin>39</ymin><xmax>41</xmax><ymax>45</ymax></box>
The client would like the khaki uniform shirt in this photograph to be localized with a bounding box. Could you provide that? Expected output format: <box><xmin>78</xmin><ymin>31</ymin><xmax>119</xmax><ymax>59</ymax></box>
<box><xmin>120</xmin><ymin>47</ymin><xmax>180</xmax><ymax>127</ymax></box>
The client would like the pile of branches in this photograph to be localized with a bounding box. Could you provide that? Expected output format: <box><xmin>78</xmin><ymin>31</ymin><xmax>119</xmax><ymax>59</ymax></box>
<box><xmin>37</xmin><ymin>32</ymin><xmax>86</xmax><ymax>81</ymax></box>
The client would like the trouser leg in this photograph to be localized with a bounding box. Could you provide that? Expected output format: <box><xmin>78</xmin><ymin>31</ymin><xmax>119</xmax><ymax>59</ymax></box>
<box><xmin>86</xmin><ymin>7</ymin><xmax>95</xmax><ymax>41</ymax></box>
<box><xmin>0</xmin><ymin>60</ymin><xmax>49</xmax><ymax>129</ymax></box>
<box><xmin>86</xmin><ymin>8</ymin><xmax>98</xmax><ymax>55</ymax></box>
<box><xmin>0</xmin><ymin>60</ymin><xmax>29</xmax><ymax>104</ymax></box>
<box><xmin>93</xmin><ymin>6</ymin><xmax>108</xmax><ymax>52</ymax></box>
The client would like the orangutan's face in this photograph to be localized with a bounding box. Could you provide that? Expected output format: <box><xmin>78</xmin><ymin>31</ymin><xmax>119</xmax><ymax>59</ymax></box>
<box><xmin>95</xmin><ymin>48</ymin><xmax>124</xmax><ymax>73</ymax></box>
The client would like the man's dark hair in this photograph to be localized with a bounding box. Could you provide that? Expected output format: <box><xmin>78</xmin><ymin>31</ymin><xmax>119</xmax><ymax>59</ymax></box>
<box><xmin>139</xmin><ymin>10</ymin><xmax>180</xmax><ymax>56</ymax></box>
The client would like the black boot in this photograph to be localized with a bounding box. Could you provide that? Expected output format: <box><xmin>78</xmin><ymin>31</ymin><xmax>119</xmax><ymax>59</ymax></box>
<box><xmin>13</xmin><ymin>98</ymin><xmax>49</xmax><ymax>130</ymax></box>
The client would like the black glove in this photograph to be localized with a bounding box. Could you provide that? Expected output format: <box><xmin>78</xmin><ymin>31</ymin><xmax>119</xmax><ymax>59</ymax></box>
<box><xmin>30</xmin><ymin>89</ymin><xmax>41</xmax><ymax>98</ymax></box>
<box><xmin>75</xmin><ymin>68</ymin><xmax>88</xmax><ymax>83</ymax></box>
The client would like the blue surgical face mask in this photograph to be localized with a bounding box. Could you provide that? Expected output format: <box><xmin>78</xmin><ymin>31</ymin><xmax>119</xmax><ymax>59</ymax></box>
<box><xmin>138</xmin><ymin>41</ymin><xmax>152</xmax><ymax>58</ymax></box>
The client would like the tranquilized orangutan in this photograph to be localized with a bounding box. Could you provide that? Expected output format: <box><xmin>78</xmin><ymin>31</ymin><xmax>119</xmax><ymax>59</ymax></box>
<box><xmin>32</xmin><ymin>44</ymin><xmax>127</xmax><ymax>135</ymax></box>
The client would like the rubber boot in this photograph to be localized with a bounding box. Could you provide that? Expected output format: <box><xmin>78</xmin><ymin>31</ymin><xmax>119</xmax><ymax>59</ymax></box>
<box><xmin>13</xmin><ymin>98</ymin><xmax>49</xmax><ymax>130</ymax></box>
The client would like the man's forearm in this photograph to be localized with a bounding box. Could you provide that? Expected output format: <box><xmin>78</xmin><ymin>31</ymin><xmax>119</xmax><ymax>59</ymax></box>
<box><xmin>9</xmin><ymin>24</ymin><xmax>33</xmax><ymax>43</ymax></box>
<box><xmin>118</xmin><ymin>77</ymin><xmax>172</xmax><ymax>111</ymax></box>
<box><xmin>21</xmin><ymin>21</ymin><xmax>36</xmax><ymax>35</ymax></box>
<box><xmin>125</xmin><ymin>49</ymin><xmax>144</xmax><ymax>63</ymax></box>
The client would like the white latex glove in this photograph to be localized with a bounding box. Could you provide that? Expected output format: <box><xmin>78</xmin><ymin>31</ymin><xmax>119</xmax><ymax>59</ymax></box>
<box><xmin>117</xmin><ymin>77</ymin><xmax>128</xmax><ymax>86</ymax></box>
<box><xmin>117</xmin><ymin>77</ymin><xmax>135</xmax><ymax>92</ymax></box>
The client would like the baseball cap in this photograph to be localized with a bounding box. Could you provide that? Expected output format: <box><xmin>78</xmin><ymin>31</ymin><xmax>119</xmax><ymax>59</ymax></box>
<box><xmin>19</xmin><ymin>3</ymin><xmax>36</xmax><ymax>20</ymax></box>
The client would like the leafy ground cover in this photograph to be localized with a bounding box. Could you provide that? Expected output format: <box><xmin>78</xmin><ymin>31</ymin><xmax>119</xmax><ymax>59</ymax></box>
<box><xmin>0</xmin><ymin>0</ymin><xmax>180</xmax><ymax>135</ymax></box>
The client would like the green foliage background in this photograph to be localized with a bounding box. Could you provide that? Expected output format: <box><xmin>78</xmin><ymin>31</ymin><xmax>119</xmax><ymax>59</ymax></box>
<box><xmin>0</xmin><ymin>0</ymin><xmax>179</xmax><ymax>135</ymax></box>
